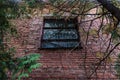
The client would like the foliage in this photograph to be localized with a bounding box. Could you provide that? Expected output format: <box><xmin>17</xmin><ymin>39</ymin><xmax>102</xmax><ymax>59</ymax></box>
<box><xmin>115</xmin><ymin>54</ymin><xmax>120</xmax><ymax>79</ymax></box>
<box><xmin>12</xmin><ymin>54</ymin><xmax>41</xmax><ymax>80</ymax></box>
<box><xmin>112</xmin><ymin>0</ymin><xmax>120</xmax><ymax>8</ymax></box>
<box><xmin>24</xmin><ymin>0</ymin><xmax>45</xmax><ymax>9</ymax></box>
<box><xmin>0</xmin><ymin>0</ymin><xmax>41</xmax><ymax>80</ymax></box>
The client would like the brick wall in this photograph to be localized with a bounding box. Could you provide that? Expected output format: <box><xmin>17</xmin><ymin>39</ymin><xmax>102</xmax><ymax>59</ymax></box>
<box><xmin>11</xmin><ymin>16</ymin><xmax>118</xmax><ymax>80</ymax></box>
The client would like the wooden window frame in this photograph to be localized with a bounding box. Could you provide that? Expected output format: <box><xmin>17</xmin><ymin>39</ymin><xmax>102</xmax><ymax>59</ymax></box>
<box><xmin>40</xmin><ymin>17</ymin><xmax>82</xmax><ymax>49</ymax></box>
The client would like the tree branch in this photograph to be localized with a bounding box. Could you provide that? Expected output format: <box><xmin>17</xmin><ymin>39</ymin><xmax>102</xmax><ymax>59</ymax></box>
<box><xmin>97</xmin><ymin>0</ymin><xmax>120</xmax><ymax>21</ymax></box>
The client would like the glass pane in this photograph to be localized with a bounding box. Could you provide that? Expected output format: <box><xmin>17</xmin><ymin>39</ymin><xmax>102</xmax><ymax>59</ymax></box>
<box><xmin>44</xmin><ymin>19</ymin><xmax>76</xmax><ymax>28</ymax></box>
<box><xmin>44</xmin><ymin>19</ymin><xmax>65</xmax><ymax>28</ymax></box>
<box><xmin>43</xmin><ymin>29</ymin><xmax>78</xmax><ymax>39</ymax></box>
<box><xmin>67</xmin><ymin>19</ymin><xmax>76</xmax><ymax>27</ymax></box>
<box><xmin>41</xmin><ymin>41</ymin><xmax>79</xmax><ymax>48</ymax></box>
<box><xmin>68</xmin><ymin>23</ymin><xmax>76</xmax><ymax>27</ymax></box>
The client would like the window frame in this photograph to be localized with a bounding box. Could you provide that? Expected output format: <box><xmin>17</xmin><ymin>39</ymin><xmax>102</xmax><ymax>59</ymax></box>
<box><xmin>40</xmin><ymin>17</ymin><xmax>82</xmax><ymax>49</ymax></box>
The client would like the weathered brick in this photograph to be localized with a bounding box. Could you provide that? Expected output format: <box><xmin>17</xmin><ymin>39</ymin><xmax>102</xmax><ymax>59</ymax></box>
<box><xmin>10</xmin><ymin>17</ymin><xmax>118</xmax><ymax>80</ymax></box>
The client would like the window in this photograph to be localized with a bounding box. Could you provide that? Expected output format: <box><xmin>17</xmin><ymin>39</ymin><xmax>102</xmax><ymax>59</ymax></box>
<box><xmin>41</xmin><ymin>17</ymin><xmax>81</xmax><ymax>49</ymax></box>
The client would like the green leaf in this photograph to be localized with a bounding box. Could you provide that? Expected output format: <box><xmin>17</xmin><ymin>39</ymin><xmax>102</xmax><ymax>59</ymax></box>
<box><xmin>18</xmin><ymin>73</ymin><xmax>29</xmax><ymax>80</ymax></box>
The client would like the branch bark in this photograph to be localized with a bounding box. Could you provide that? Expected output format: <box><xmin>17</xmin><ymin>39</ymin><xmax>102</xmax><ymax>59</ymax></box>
<box><xmin>97</xmin><ymin>0</ymin><xmax>120</xmax><ymax>21</ymax></box>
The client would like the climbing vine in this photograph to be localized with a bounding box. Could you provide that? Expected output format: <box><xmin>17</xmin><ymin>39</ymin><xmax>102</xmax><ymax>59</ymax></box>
<box><xmin>0</xmin><ymin>0</ymin><xmax>40</xmax><ymax>80</ymax></box>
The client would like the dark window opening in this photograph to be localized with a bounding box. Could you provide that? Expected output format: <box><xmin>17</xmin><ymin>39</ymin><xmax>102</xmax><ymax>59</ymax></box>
<box><xmin>41</xmin><ymin>18</ymin><xmax>81</xmax><ymax>49</ymax></box>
